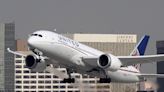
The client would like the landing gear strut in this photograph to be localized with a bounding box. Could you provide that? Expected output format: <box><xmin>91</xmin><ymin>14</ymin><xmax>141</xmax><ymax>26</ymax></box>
<box><xmin>99</xmin><ymin>70</ymin><xmax>111</xmax><ymax>83</ymax></box>
<box><xmin>62</xmin><ymin>68</ymin><xmax>75</xmax><ymax>83</ymax></box>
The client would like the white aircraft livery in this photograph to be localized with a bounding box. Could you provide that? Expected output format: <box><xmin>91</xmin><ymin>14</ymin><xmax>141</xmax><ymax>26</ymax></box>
<box><xmin>8</xmin><ymin>30</ymin><xmax>164</xmax><ymax>83</ymax></box>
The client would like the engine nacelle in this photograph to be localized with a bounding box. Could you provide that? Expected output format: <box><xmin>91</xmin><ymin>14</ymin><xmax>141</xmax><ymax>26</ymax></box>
<box><xmin>97</xmin><ymin>54</ymin><xmax>122</xmax><ymax>71</ymax></box>
<box><xmin>25</xmin><ymin>55</ymin><xmax>46</xmax><ymax>72</ymax></box>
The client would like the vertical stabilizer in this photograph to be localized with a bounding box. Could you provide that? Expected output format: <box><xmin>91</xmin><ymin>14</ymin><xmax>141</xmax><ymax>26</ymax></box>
<box><xmin>130</xmin><ymin>35</ymin><xmax>150</xmax><ymax>70</ymax></box>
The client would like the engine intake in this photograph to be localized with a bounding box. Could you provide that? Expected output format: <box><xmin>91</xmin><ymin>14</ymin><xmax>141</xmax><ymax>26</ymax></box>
<box><xmin>25</xmin><ymin>54</ymin><xmax>46</xmax><ymax>72</ymax></box>
<box><xmin>97</xmin><ymin>54</ymin><xmax>122</xmax><ymax>71</ymax></box>
<box><xmin>98</xmin><ymin>54</ymin><xmax>111</xmax><ymax>68</ymax></box>
<box><xmin>25</xmin><ymin>55</ymin><xmax>39</xmax><ymax>69</ymax></box>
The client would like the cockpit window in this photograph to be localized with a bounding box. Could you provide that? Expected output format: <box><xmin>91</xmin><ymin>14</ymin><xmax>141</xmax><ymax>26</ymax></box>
<box><xmin>38</xmin><ymin>34</ymin><xmax>42</xmax><ymax>37</ymax></box>
<box><xmin>31</xmin><ymin>34</ymin><xmax>43</xmax><ymax>37</ymax></box>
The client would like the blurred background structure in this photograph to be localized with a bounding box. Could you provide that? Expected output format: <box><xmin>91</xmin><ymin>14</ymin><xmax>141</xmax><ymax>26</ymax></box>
<box><xmin>0</xmin><ymin>22</ymin><xmax>15</xmax><ymax>91</ymax></box>
<box><xmin>156</xmin><ymin>41</ymin><xmax>164</xmax><ymax>92</ymax></box>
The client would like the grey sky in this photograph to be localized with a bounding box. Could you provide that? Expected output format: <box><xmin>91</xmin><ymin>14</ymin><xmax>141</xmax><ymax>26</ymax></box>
<box><xmin>0</xmin><ymin>0</ymin><xmax>163</xmax><ymax>78</ymax></box>
<box><xmin>0</xmin><ymin>0</ymin><xmax>164</xmax><ymax>40</ymax></box>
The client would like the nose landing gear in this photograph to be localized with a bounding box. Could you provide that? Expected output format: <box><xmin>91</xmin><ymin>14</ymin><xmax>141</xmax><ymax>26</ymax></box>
<box><xmin>32</xmin><ymin>49</ymin><xmax>43</xmax><ymax>56</ymax></box>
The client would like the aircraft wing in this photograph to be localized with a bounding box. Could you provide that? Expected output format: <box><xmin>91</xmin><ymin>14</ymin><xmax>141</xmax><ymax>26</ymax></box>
<box><xmin>118</xmin><ymin>54</ymin><xmax>164</xmax><ymax>66</ymax></box>
<box><xmin>7</xmin><ymin>48</ymin><xmax>27</xmax><ymax>57</ymax></box>
<box><xmin>7</xmin><ymin>48</ymin><xmax>50</xmax><ymax>60</ymax></box>
<box><xmin>82</xmin><ymin>54</ymin><xmax>164</xmax><ymax>67</ymax></box>
<box><xmin>137</xmin><ymin>73</ymin><xmax>164</xmax><ymax>78</ymax></box>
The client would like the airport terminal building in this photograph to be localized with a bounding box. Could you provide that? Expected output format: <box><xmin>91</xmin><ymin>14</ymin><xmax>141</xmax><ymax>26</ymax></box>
<box><xmin>15</xmin><ymin>33</ymin><xmax>137</xmax><ymax>92</ymax></box>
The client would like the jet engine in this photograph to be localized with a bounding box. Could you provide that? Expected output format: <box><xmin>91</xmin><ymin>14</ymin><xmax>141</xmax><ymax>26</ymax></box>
<box><xmin>97</xmin><ymin>54</ymin><xmax>122</xmax><ymax>71</ymax></box>
<box><xmin>25</xmin><ymin>55</ymin><xmax>46</xmax><ymax>72</ymax></box>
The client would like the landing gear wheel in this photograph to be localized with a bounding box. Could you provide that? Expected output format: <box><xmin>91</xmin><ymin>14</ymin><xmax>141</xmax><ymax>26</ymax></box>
<box><xmin>62</xmin><ymin>78</ymin><xmax>75</xmax><ymax>83</ymax></box>
<box><xmin>62</xmin><ymin>68</ymin><xmax>75</xmax><ymax>83</ymax></box>
<box><xmin>99</xmin><ymin>78</ymin><xmax>111</xmax><ymax>83</ymax></box>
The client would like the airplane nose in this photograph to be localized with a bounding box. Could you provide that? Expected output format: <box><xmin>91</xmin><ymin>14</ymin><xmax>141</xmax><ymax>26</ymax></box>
<box><xmin>27</xmin><ymin>37</ymin><xmax>35</xmax><ymax>47</ymax></box>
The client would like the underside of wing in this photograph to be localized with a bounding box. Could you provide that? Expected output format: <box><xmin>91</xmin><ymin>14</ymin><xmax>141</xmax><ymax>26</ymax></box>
<box><xmin>81</xmin><ymin>56</ymin><xmax>98</xmax><ymax>67</ymax></box>
<box><xmin>118</xmin><ymin>54</ymin><xmax>164</xmax><ymax>66</ymax></box>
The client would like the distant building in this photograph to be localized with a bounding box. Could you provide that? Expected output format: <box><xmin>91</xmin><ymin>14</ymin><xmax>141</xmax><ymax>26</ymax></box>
<box><xmin>15</xmin><ymin>33</ymin><xmax>137</xmax><ymax>92</ymax></box>
<box><xmin>0</xmin><ymin>22</ymin><xmax>15</xmax><ymax>91</ymax></box>
<box><xmin>156</xmin><ymin>41</ymin><xmax>164</xmax><ymax>92</ymax></box>
<box><xmin>16</xmin><ymin>40</ymin><xmax>28</xmax><ymax>51</ymax></box>
<box><xmin>64</xmin><ymin>33</ymin><xmax>137</xmax><ymax>55</ymax></box>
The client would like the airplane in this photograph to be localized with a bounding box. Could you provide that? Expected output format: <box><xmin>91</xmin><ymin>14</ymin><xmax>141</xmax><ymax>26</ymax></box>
<box><xmin>7</xmin><ymin>30</ymin><xmax>164</xmax><ymax>83</ymax></box>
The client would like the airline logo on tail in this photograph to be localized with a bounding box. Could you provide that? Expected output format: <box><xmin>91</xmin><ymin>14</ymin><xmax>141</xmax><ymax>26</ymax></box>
<box><xmin>131</xmin><ymin>49</ymin><xmax>140</xmax><ymax>56</ymax></box>
<box><xmin>130</xmin><ymin>35</ymin><xmax>150</xmax><ymax>70</ymax></box>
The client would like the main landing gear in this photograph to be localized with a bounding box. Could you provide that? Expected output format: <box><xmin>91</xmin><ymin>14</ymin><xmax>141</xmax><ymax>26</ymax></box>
<box><xmin>99</xmin><ymin>70</ymin><xmax>111</xmax><ymax>83</ymax></box>
<box><xmin>99</xmin><ymin>78</ymin><xmax>111</xmax><ymax>83</ymax></box>
<box><xmin>63</xmin><ymin>78</ymin><xmax>75</xmax><ymax>83</ymax></box>
<box><xmin>62</xmin><ymin>68</ymin><xmax>75</xmax><ymax>83</ymax></box>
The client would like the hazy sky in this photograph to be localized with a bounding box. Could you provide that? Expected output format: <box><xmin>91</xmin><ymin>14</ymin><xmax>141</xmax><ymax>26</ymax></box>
<box><xmin>0</xmin><ymin>0</ymin><xmax>164</xmax><ymax>40</ymax></box>
<box><xmin>1</xmin><ymin>0</ymin><xmax>163</xmax><ymax>76</ymax></box>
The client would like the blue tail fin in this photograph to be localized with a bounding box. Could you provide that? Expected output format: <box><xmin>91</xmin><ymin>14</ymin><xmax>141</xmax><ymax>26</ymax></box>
<box><xmin>130</xmin><ymin>35</ymin><xmax>150</xmax><ymax>70</ymax></box>
<box><xmin>130</xmin><ymin>35</ymin><xmax>150</xmax><ymax>56</ymax></box>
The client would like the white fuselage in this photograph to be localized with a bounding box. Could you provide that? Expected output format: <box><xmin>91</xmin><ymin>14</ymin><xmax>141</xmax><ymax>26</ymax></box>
<box><xmin>28</xmin><ymin>30</ymin><xmax>141</xmax><ymax>83</ymax></box>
